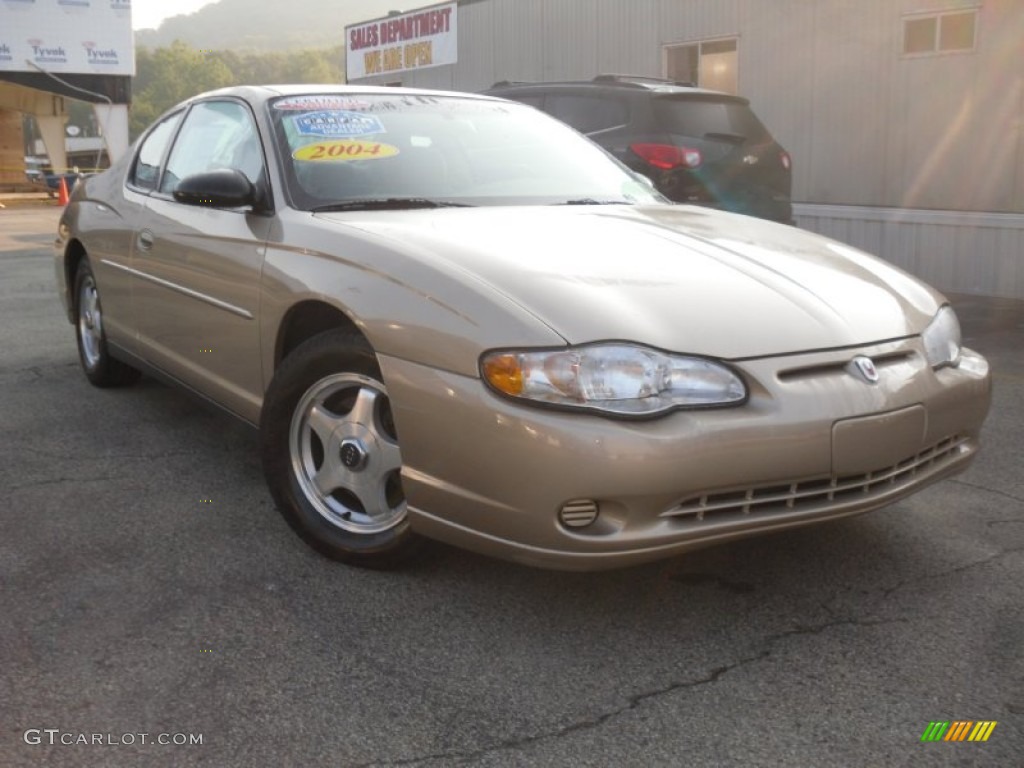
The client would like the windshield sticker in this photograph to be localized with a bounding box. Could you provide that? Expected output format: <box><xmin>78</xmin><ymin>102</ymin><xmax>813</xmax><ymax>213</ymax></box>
<box><xmin>292</xmin><ymin>140</ymin><xmax>400</xmax><ymax>162</ymax></box>
<box><xmin>293</xmin><ymin>110</ymin><xmax>385</xmax><ymax>138</ymax></box>
<box><xmin>274</xmin><ymin>96</ymin><xmax>373</xmax><ymax>111</ymax></box>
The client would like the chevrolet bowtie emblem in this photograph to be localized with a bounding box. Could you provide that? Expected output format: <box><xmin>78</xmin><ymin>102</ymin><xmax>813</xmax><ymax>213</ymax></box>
<box><xmin>850</xmin><ymin>355</ymin><xmax>879</xmax><ymax>384</ymax></box>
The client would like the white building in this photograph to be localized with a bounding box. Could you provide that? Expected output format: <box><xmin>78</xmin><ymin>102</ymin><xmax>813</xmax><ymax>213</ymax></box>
<box><xmin>0</xmin><ymin>0</ymin><xmax>133</xmax><ymax>188</ymax></box>
<box><xmin>348</xmin><ymin>0</ymin><xmax>1024</xmax><ymax>300</ymax></box>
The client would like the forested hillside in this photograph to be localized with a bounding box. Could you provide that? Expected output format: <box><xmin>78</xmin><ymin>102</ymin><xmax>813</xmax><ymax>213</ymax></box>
<box><xmin>129</xmin><ymin>42</ymin><xmax>345</xmax><ymax>137</ymax></box>
<box><xmin>135</xmin><ymin>0</ymin><xmax>402</xmax><ymax>51</ymax></box>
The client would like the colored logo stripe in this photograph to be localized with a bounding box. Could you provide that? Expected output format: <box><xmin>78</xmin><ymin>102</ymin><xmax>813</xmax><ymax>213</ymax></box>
<box><xmin>968</xmin><ymin>721</ymin><xmax>997</xmax><ymax>742</ymax></box>
<box><xmin>921</xmin><ymin>721</ymin><xmax>997</xmax><ymax>742</ymax></box>
<box><xmin>944</xmin><ymin>721</ymin><xmax>972</xmax><ymax>741</ymax></box>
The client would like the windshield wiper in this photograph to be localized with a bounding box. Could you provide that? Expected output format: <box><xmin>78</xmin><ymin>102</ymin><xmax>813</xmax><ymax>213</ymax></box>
<box><xmin>556</xmin><ymin>198</ymin><xmax>634</xmax><ymax>206</ymax></box>
<box><xmin>310</xmin><ymin>198</ymin><xmax>473</xmax><ymax>212</ymax></box>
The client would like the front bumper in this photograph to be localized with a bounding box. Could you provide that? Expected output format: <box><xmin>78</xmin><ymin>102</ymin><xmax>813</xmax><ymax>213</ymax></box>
<box><xmin>380</xmin><ymin>338</ymin><xmax>991</xmax><ymax>571</ymax></box>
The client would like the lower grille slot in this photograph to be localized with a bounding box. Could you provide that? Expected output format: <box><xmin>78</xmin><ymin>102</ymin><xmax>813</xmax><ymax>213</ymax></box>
<box><xmin>665</xmin><ymin>435</ymin><xmax>970</xmax><ymax>523</ymax></box>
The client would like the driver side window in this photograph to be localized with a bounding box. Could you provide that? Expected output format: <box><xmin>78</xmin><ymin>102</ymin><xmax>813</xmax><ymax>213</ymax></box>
<box><xmin>159</xmin><ymin>100</ymin><xmax>264</xmax><ymax>196</ymax></box>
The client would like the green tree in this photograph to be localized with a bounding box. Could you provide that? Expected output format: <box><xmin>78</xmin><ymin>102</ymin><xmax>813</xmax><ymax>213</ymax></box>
<box><xmin>209</xmin><ymin>47</ymin><xmax>343</xmax><ymax>86</ymax></box>
<box><xmin>130</xmin><ymin>42</ymin><xmax>234</xmax><ymax>138</ymax></box>
<box><xmin>130</xmin><ymin>42</ymin><xmax>345</xmax><ymax>139</ymax></box>
<box><xmin>280</xmin><ymin>49</ymin><xmax>343</xmax><ymax>83</ymax></box>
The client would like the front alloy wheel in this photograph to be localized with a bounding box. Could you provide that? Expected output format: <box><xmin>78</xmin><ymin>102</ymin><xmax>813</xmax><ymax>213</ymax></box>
<box><xmin>290</xmin><ymin>373</ymin><xmax>407</xmax><ymax>535</ymax></box>
<box><xmin>261</xmin><ymin>329</ymin><xmax>421</xmax><ymax>567</ymax></box>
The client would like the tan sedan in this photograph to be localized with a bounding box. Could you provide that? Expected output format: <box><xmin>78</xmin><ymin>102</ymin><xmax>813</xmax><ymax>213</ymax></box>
<box><xmin>55</xmin><ymin>85</ymin><xmax>991</xmax><ymax>570</ymax></box>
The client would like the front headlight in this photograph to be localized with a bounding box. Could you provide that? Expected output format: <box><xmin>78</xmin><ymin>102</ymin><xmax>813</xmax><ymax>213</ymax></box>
<box><xmin>922</xmin><ymin>305</ymin><xmax>962</xmax><ymax>368</ymax></box>
<box><xmin>481</xmin><ymin>343</ymin><xmax>747</xmax><ymax>417</ymax></box>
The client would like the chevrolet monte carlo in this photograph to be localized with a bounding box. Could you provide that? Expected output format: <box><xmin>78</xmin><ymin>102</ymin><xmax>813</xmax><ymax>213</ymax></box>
<box><xmin>55</xmin><ymin>85</ymin><xmax>992</xmax><ymax>570</ymax></box>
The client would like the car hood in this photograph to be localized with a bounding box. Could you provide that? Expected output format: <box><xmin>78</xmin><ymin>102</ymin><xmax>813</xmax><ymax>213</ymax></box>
<box><xmin>316</xmin><ymin>205</ymin><xmax>944</xmax><ymax>359</ymax></box>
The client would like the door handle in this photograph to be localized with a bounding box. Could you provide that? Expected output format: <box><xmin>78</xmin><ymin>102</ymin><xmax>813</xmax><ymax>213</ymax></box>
<box><xmin>137</xmin><ymin>230</ymin><xmax>154</xmax><ymax>252</ymax></box>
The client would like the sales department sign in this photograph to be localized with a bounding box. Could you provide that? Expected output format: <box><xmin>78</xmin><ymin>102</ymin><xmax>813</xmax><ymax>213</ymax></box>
<box><xmin>345</xmin><ymin>1</ymin><xmax>457</xmax><ymax>80</ymax></box>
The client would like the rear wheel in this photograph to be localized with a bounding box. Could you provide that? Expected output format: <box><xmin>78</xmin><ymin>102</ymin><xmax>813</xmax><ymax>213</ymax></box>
<box><xmin>260</xmin><ymin>329</ymin><xmax>421</xmax><ymax>567</ymax></box>
<box><xmin>74</xmin><ymin>258</ymin><xmax>141</xmax><ymax>387</ymax></box>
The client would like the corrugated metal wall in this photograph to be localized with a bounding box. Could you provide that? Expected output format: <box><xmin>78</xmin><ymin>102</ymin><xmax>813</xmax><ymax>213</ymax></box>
<box><xmin>352</xmin><ymin>0</ymin><xmax>1024</xmax><ymax>298</ymax></box>
<box><xmin>361</xmin><ymin>0</ymin><xmax>1023</xmax><ymax>215</ymax></box>
<box><xmin>795</xmin><ymin>204</ymin><xmax>1024</xmax><ymax>299</ymax></box>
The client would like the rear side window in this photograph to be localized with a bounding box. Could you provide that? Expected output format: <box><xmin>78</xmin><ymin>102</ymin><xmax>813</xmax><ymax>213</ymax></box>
<box><xmin>653</xmin><ymin>97</ymin><xmax>771</xmax><ymax>144</ymax></box>
<box><xmin>130</xmin><ymin>112</ymin><xmax>182</xmax><ymax>191</ymax></box>
<box><xmin>545</xmin><ymin>94</ymin><xmax>629</xmax><ymax>134</ymax></box>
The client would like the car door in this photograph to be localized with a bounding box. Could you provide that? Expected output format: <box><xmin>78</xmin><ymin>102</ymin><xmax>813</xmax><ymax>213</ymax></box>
<box><xmin>130</xmin><ymin>99</ymin><xmax>272</xmax><ymax>423</ymax></box>
<box><xmin>90</xmin><ymin>110</ymin><xmax>183</xmax><ymax>351</ymax></box>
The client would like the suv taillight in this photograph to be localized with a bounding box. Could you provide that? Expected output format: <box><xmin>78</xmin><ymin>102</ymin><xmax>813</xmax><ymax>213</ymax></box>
<box><xmin>630</xmin><ymin>143</ymin><xmax>702</xmax><ymax>170</ymax></box>
<box><xmin>780</xmin><ymin>151</ymin><xmax>791</xmax><ymax>170</ymax></box>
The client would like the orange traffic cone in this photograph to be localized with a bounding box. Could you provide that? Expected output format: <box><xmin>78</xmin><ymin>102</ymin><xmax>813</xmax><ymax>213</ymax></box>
<box><xmin>57</xmin><ymin>176</ymin><xmax>70</xmax><ymax>206</ymax></box>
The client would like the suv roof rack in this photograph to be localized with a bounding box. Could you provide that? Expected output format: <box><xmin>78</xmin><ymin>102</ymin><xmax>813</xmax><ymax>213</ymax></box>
<box><xmin>592</xmin><ymin>73</ymin><xmax>696</xmax><ymax>88</ymax></box>
<box><xmin>488</xmin><ymin>75</ymin><xmax>699</xmax><ymax>91</ymax></box>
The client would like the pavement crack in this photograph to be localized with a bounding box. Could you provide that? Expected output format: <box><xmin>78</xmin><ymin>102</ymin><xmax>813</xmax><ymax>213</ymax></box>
<box><xmin>949</xmin><ymin>478</ymin><xmax>1024</xmax><ymax>506</ymax></box>
<box><xmin>352</xmin><ymin>616</ymin><xmax>910</xmax><ymax>767</ymax></box>
<box><xmin>349</xmin><ymin>655</ymin><xmax>769</xmax><ymax>768</ymax></box>
<box><xmin>766</xmin><ymin>615</ymin><xmax>911</xmax><ymax>641</ymax></box>
<box><xmin>668</xmin><ymin>571</ymin><xmax>756</xmax><ymax>594</ymax></box>
<box><xmin>938</xmin><ymin>546</ymin><xmax>1024</xmax><ymax>577</ymax></box>
<box><xmin>880</xmin><ymin>546</ymin><xmax>1024</xmax><ymax>598</ymax></box>
<box><xmin>880</xmin><ymin>579</ymin><xmax>909</xmax><ymax>599</ymax></box>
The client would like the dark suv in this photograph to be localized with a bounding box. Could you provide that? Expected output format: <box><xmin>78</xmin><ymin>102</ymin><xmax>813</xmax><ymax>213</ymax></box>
<box><xmin>485</xmin><ymin>75</ymin><xmax>792</xmax><ymax>223</ymax></box>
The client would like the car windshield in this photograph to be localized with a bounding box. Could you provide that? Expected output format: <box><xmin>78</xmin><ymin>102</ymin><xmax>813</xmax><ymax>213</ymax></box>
<box><xmin>269</xmin><ymin>93</ymin><xmax>663</xmax><ymax>210</ymax></box>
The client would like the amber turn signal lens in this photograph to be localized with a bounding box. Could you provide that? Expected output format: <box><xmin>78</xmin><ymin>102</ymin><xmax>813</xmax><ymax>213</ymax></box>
<box><xmin>482</xmin><ymin>353</ymin><xmax>524</xmax><ymax>396</ymax></box>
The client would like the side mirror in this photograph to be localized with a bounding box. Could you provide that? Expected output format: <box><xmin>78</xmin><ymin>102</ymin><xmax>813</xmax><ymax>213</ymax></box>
<box><xmin>173</xmin><ymin>168</ymin><xmax>259</xmax><ymax>209</ymax></box>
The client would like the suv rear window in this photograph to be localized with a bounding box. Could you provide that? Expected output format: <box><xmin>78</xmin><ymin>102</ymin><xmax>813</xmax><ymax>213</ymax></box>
<box><xmin>545</xmin><ymin>94</ymin><xmax>629</xmax><ymax>134</ymax></box>
<box><xmin>652</xmin><ymin>96</ymin><xmax>770</xmax><ymax>144</ymax></box>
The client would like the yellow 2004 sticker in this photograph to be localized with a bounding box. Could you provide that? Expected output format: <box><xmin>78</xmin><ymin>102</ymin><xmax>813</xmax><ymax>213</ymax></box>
<box><xmin>293</xmin><ymin>140</ymin><xmax>399</xmax><ymax>162</ymax></box>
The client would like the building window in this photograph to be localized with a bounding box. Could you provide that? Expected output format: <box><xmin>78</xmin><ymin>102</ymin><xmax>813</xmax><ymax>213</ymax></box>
<box><xmin>903</xmin><ymin>9</ymin><xmax>977</xmax><ymax>55</ymax></box>
<box><xmin>664</xmin><ymin>39</ymin><xmax>738</xmax><ymax>95</ymax></box>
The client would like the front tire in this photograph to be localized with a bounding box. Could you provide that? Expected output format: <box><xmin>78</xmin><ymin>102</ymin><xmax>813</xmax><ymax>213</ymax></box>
<box><xmin>73</xmin><ymin>258</ymin><xmax>141</xmax><ymax>387</ymax></box>
<box><xmin>260</xmin><ymin>329</ymin><xmax>422</xmax><ymax>568</ymax></box>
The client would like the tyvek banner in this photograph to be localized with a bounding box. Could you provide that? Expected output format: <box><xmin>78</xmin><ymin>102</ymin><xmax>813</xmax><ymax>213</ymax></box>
<box><xmin>0</xmin><ymin>0</ymin><xmax>135</xmax><ymax>76</ymax></box>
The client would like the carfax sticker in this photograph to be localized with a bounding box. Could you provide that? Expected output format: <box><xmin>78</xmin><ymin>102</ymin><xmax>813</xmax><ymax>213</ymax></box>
<box><xmin>292</xmin><ymin>140</ymin><xmax>400</xmax><ymax>162</ymax></box>
<box><xmin>293</xmin><ymin>110</ymin><xmax>385</xmax><ymax>138</ymax></box>
<box><xmin>274</xmin><ymin>96</ymin><xmax>372</xmax><ymax>111</ymax></box>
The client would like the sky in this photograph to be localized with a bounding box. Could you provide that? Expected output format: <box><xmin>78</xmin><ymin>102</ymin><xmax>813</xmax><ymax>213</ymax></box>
<box><xmin>131</xmin><ymin>1</ymin><xmax>425</xmax><ymax>33</ymax></box>
<box><xmin>131</xmin><ymin>0</ymin><xmax>219</xmax><ymax>30</ymax></box>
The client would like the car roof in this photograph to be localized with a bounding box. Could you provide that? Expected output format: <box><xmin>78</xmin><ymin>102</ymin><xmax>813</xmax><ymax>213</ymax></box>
<box><xmin>486</xmin><ymin>75</ymin><xmax>746</xmax><ymax>102</ymax></box>
<box><xmin>135</xmin><ymin>84</ymin><xmax>523</xmax><ymax>145</ymax></box>
<box><xmin>181</xmin><ymin>83</ymin><xmax>506</xmax><ymax>107</ymax></box>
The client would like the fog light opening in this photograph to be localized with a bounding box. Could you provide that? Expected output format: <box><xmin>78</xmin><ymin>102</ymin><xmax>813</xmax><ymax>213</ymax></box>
<box><xmin>559</xmin><ymin>499</ymin><xmax>600</xmax><ymax>529</ymax></box>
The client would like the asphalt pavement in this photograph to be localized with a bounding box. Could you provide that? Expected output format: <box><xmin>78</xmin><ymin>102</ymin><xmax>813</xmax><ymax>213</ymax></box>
<box><xmin>1</xmin><ymin>203</ymin><xmax>1021</xmax><ymax>767</ymax></box>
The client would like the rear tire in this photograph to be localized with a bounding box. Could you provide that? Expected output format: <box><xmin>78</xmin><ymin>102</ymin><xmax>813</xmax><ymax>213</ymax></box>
<box><xmin>260</xmin><ymin>329</ymin><xmax>422</xmax><ymax>568</ymax></box>
<box><xmin>74</xmin><ymin>258</ymin><xmax>141</xmax><ymax>388</ymax></box>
